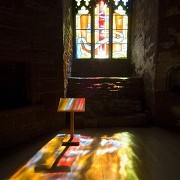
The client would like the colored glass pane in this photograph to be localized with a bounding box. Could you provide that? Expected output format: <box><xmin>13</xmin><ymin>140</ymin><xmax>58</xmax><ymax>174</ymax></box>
<box><xmin>113</xmin><ymin>7</ymin><xmax>128</xmax><ymax>58</ymax></box>
<box><xmin>94</xmin><ymin>0</ymin><xmax>109</xmax><ymax>58</ymax></box>
<box><xmin>112</xmin><ymin>43</ymin><xmax>127</xmax><ymax>58</ymax></box>
<box><xmin>76</xmin><ymin>7</ymin><xmax>91</xmax><ymax>59</ymax></box>
<box><xmin>75</xmin><ymin>0</ymin><xmax>129</xmax><ymax>59</ymax></box>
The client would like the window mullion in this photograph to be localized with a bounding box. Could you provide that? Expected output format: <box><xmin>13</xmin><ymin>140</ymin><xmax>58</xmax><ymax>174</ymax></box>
<box><xmin>91</xmin><ymin>5</ymin><xmax>94</xmax><ymax>59</ymax></box>
<box><xmin>73</xmin><ymin>1</ymin><xmax>77</xmax><ymax>60</ymax></box>
<box><xmin>109</xmin><ymin>3</ymin><xmax>113</xmax><ymax>59</ymax></box>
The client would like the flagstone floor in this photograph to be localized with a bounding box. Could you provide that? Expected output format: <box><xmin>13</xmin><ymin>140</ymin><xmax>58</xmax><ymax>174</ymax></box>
<box><xmin>0</xmin><ymin>127</ymin><xmax>180</xmax><ymax>180</ymax></box>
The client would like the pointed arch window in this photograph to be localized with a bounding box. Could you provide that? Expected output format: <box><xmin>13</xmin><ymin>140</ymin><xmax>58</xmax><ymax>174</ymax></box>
<box><xmin>74</xmin><ymin>0</ymin><xmax>129</xmax><ymax>60</ymax></box>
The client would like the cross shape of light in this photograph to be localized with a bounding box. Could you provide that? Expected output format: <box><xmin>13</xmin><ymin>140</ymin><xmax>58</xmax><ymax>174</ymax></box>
<box><xmin>114</xmin><ymin>0</ymin><xmax>120</xmax><ymax>6</ymax></box>
<box><xmin>122</xmin><ymin>0</ymin><xmax>128</xmax><ymax>6</ymax></box>
<box><xmin>85</xmin><ymin>0</ymin><xmax>90</xmax><ymax>6</ymax></box>
<box><xmin>114</xmin><ymin>0</ymin><xmax>128</xmax><ymax>6</ymax></box>
<box><xmin>76</xmin><ymin>0</ymin><xmax>82</xmax><ymax>6</ymax></box>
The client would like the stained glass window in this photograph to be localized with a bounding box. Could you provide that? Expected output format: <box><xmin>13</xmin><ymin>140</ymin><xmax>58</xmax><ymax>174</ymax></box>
<box><xmin>74</xmin><ymin>0</ymin><xmax>129</xmax><ymax>59</ymax></box>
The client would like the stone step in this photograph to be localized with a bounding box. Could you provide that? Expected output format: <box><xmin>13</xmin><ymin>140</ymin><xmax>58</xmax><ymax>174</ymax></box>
<box><xmin>67</xmin><ymin>77</ymin><xmax>148</xmax><ymax>127</ymax></box>
<box><xmin>72</xmin><ymin>113</ymin><xmax>148</xmax><ymax>128</ymax></box>
<box><xmin>85</xmin><ymin>99</ymin><xmax>144</xmax><ymax>115</ymax></box>
<box><xmin>67</xmin><ymin>77</ymin><xmax>144</xmax><ymax>100</ymax></box>
<box><xmin>97</xmin><ymin>113</ymin><xmax>148</xmax><ymax>127</ymax></box>
<box><xmin>68</xmin><ymin>77</ymin><xmax>143</xmax><ymax>89</ymax></box>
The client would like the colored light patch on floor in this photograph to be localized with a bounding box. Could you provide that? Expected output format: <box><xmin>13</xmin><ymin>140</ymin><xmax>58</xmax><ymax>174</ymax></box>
<box><xmin>11</xmin><ymin>133</ymin><xmax>139</xmax><ymax>180</ymax></box>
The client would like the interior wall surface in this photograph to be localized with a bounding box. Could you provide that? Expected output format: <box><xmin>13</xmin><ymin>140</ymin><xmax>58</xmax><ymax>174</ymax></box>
<box><xmin>131</xmin><ymin>0</ymin><xmax>158</xmax><ymax>117</ymax></box>
<box><xmin>63</xmin><ymin>0</ymin><xmax>73</xmax><ymax>96</ymax></box>
<box><xmin>155</xmin><ymin>0</ymin><xmax>180</xmax><ymax>128</ymax></box>
<box><xmin>0</xmin><ymin>0</ymin><xmax>65</xmax><ymax>149</ymax></box>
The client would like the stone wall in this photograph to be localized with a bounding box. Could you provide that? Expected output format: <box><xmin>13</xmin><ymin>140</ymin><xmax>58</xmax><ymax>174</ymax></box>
<box><xmin>157</xmin><ymin>0</ymin><xmax>180</xmax><ymax>90</ymax></box>
<box><xmin>63</xmin><ymin>0</ymin><xmax>73</xmax><ymax>97</ymax></box>
<box><xmin>0</xmin><ymin>0</ymin><xmax>65</xmax><ymax>149</ymax></box>
<box><xmin>155</xmin><ymin>0</ymin><xmax>180</xmax><ymax>128</ymax></box>
<box><xmin>131</xmin><ymin>0</ymin><xmax>158</xmax><ymax>116</ymax></box>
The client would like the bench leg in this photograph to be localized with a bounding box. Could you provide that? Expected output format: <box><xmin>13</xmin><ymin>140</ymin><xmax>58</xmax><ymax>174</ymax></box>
<box><xmin>70</xmin><ymin>112</ymin><xmax>74</xmax><ymax>138</ymax></box>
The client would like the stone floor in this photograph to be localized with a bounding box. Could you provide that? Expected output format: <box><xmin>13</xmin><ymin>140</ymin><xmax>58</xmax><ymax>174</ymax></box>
<box><xmin>0</xmin><ymin>126</ymin><xmax>180</xmax><ymax>180</ymax></box>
